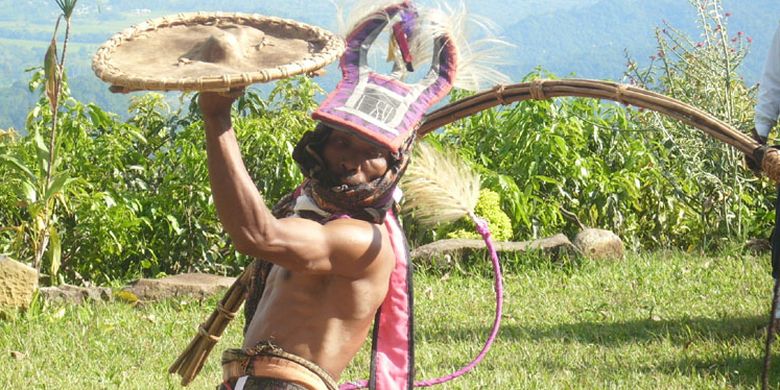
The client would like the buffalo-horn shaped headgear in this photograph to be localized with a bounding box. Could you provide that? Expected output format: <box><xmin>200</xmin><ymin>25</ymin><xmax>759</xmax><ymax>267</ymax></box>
<box><xmin>312</xmin><ymin>0</ymin><xmax>456</xmax><ymax>153</ymax></box>
<box><xmin>292</xmin><ymin>1</ymin><xmax>509</xmax><ymax>224</ymax></box>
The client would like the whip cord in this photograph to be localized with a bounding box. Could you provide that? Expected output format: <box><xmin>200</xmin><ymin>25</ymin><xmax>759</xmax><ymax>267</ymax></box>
<box><xmin>411</xmin><ymin>215</ymin><xmax>504</xmax><ymax>387</ymax></box>
<box><xmin>340</xmin><ymin>215</ymin><xmax>504</xmax><ymax>389</ymax></box>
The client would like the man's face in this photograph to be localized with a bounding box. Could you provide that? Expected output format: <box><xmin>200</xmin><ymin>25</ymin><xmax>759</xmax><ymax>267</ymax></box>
<box><xmin>322</xmin><ymin>130</ymin><xmax>390</xmax><ymax>186</ymax></box>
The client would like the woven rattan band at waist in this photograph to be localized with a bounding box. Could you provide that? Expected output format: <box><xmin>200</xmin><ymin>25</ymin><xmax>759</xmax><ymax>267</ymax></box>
<box><xmin>221</xmin><ymin>348</ymin><xmax>337</xmax><ymax>390</ymax></box>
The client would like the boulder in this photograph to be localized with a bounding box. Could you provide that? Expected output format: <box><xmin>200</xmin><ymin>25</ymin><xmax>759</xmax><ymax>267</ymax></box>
<box><xmin>124</xmin><ymin>273</ymin><xmax>236</xmax><ymax>301</ymax></box>
<box><xmin>573</xmin><ymin>228</ymin><xmax>624</xmax><ymax>260</ymax></box>
<box><xmin>411</xmin><ymin>234</ymin><xmax>577</xmax><ymax>265</ymax></box>
<box><xmin>38</xmin><ymin>285</ymin><xmax>112</xmax><ymax>305</ymax></box>
<box><xmin>0</xmin><ymin>256</ymin><xmax>38</xmax><ymax>310</ymax></box>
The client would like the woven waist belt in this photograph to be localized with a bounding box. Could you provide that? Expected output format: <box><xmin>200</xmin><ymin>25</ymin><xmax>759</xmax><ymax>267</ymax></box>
<box><xmin>221</xmin><ymin>345</ymin><xmax>337</xmax><ymax>390</ymax></box>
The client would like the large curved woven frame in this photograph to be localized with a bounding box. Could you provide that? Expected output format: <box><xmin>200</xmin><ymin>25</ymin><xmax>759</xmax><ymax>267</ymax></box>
<box><xmin>92</xmin><ymin>12</ymin><xmax>345</xmax><ymax>92</ymax></box>
<box><xmin>418</xmin><ymin>79</ymin><xmax>780</xmax><ymax>183</ymax></box>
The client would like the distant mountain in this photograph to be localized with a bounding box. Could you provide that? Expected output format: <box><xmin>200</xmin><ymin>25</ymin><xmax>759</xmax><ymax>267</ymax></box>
<box><xmin>0</xmin><ymin>0</ymin><xmax>778</xmax><ymax>129</ymax></box>
<box><xmin>503</xmin><ymin>0</ymin><xmax>780</xmax><ymax>82</ymax></box>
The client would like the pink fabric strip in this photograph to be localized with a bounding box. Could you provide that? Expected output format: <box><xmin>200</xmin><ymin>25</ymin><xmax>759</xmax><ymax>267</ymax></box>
<box><xmin>373</xmin><ymin>210</ymin><xmax>414</xmax><ymax>389</ymax></box>
<box><xmin>340</xmin><ymin>210</ymin><xmax>413</xmax><ymax>390</ymax></box>
<box><xmin>340</xmin><ymin>215</ymin><xmax>503</xmax><ymax>389</ymax></box>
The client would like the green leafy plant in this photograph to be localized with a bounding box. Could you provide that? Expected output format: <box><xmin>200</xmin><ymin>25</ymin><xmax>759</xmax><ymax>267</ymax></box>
<box><xmin>445</xmin><ymin>189</ymin><xmax>514</xmax><ymax>242</ymax></box>
<box><xmin>0</xmin><ymin>0</ymin><xmax>78</xmax><ymax>283</ymax></box>
<box><xmin>624</xmin><ymin>0</ymin><xmax>767</xmax><ymax>245</ymax></box>
<box><xmin>410</xmin><ymin>0</ymin><xmax>767</xmax><ymax>253</ymax></box>
<box><xmin>0</xmin><ymin>76</ymin><xmax>320</xmax><ymax>284</ymax></box>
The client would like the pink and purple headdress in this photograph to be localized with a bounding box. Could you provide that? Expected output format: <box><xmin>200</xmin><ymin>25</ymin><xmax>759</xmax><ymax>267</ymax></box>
<box><xmin>294</xmin><ymin>1</ymin><xmax>459</xmax><ymax>225</ymax></box>
<box><xmin>294</xmin><ymin>0</ymin><xmax>509</xmax><ymax>225</ymax></box>
<box><xmin>312</xmin><ymin>1</ymin><xmax>456</xmax><ymax>154</ymax></box>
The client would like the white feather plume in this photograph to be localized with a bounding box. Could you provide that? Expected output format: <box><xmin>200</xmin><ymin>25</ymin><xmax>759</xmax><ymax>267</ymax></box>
<box><xmin>330</xmin><ymin>0</ymin><xmax>401</xmax><ymax>36</ymax></box>
<box><xmin>400</xmin><ymin>141</ymin><xmax>481</xmax><ymax>226</ymax></box>
<box><xmin>408</xmin><ymin>2</ymin><xmax>513</xmax><ymax>91</ymax></box>
<box><xmin>330</xmin><ymin>1</ymin><xmax>513</xmax><ymax>91</ymax></box>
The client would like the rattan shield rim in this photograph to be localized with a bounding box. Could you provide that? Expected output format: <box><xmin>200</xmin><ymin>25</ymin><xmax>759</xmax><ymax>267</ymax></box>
<box><xmin>92</xmin><ymin>11</ymin><xmax>345</xmax><ymax>92</ymax></box>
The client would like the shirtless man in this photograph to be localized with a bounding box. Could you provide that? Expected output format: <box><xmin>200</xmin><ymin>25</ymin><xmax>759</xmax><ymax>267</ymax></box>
<box><xmin>197</xmin><ymin>2</ymin><xmax>464</xmax><ymax>388</ymax></box>
<box><xmin>200</xmin><ymin>91</ymin><xmax>397</xmax><ymax>389</ymax></box>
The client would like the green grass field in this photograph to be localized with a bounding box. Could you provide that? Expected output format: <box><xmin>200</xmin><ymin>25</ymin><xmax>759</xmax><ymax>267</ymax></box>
<box><xmin>1</xmin><ymin>251</ymin><xmax>777</xmax><ymax>389</ymax></box>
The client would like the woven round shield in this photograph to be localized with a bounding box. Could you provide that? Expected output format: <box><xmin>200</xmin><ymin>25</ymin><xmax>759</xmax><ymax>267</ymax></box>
<box><xmin>92</xmin><ymin>12</ymin><xmax>345</xmax><ymax>92</ymax></box>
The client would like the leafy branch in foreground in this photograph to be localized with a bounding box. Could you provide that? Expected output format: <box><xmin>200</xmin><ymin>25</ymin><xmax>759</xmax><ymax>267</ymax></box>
<box><xmin>0</xmin><ymin>0</ymin><xmax>78</xmax><ymax>283</ymax></box>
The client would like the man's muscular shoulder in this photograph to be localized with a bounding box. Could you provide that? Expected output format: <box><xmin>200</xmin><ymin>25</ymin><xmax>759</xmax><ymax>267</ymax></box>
<box><xmin>321</xmin><ymin>218</ymin><xmax>394</xmax><ymax>278</ymax></box>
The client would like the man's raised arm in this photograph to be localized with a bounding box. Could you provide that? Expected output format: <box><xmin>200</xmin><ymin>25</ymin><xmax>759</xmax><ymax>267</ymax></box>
<box><xmin>198</xmin><ymin>93</ymin><xmax>386</xmax><ymax>277</ymax></box>
<box><xmin>199</xmin><ymin>92</ymin><xmax>279</xmax><ymax>254</ymax></box>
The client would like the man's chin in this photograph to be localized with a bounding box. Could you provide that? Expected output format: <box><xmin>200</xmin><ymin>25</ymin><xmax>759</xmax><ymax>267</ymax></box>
<box><xmin>315</xmin><ymin>172</ymin><xmax>369</xmax><ymax>189</ymax></box>
<box><xmin>328</xmin><ymin>179</ymin><xmax>372</xmax><ymax>193</ymax></box>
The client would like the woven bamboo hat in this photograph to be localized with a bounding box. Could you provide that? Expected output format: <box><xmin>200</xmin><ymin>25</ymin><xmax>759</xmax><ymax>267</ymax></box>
<box><xmin>92</xmin><ymin>12</ymin><xmax>345</xmax><ymax>93</ymax></box>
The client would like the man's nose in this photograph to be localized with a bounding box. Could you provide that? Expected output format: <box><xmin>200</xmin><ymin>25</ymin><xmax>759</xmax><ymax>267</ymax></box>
<box><xmin>340</xmin><ymin>156</ymin><xmax>360</xmax><ymax>173</ymax></box>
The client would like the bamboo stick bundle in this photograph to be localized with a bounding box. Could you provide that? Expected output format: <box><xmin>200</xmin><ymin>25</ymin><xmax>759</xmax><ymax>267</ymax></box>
<box><xmin>168</xmin><ymin>260</ymin><xmax>256</xmax><ymax>386</ymax></box>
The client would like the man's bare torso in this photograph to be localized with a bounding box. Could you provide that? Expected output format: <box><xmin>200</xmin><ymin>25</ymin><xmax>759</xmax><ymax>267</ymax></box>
<box><xmin>242</xmin><ymin>219</ymin><xmax>396</xmax><ymax>380</ymax></box>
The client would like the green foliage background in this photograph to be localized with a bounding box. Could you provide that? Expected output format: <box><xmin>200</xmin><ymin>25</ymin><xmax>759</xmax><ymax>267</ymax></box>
<box><xmin>0</xmin><ymin>78</ymin><xmax>317</xmax><ymax>283</ymax></box>
<box><xmin>0</xmin><ymin>0</ymin><xmax>776</xmax><ymax>284</ymax></box>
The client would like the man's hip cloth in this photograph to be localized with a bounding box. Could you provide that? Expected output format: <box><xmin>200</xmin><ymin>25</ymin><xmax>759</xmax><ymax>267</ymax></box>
<box><xmin>218</xmin><ymin>343</ymin><xmax>338</xmax><ymax>390</ymax></box>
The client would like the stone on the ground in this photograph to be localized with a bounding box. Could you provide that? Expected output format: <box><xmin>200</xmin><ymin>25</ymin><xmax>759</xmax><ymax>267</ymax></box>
<box><xmin>745</xmin><ymin>238</ymin><xmax>771</xmax><ymax>254</ymax></box>
<box><xmin>38</xmin><ymin>285</ymin><xmax>112</xmax><ymax>305</ymax></box>
<box><xmin>0</xmin><ymin>255</ymin><xmax>38</xmax><ymax>310</ymax></box>
<box><xmin>573</xmin><ymin>228</ymin><xmax>624</xmax><ymax>260</ymax></box>
<box><xmin>124</xmin><ymin>273</ymin><xmax>236</xmax><ymax>301</ymax></box>
<box><xmin>411</xmin><ymin>233</ymin><xmax>577</xmax><ymax>266</ymax></box>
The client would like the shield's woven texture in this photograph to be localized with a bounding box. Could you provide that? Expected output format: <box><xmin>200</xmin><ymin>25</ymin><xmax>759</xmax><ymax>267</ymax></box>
<box><xmin>92</xmin><ymin>12</ymin><xmax>344</xmax><ymax>92</ymax></box>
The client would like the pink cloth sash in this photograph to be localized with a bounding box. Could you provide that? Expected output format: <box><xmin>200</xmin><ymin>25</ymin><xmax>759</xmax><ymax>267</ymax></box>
<box><xmin>340</xmin><ymin>209</ymin><xmax>414</xmax><ymax>390</ymax></box>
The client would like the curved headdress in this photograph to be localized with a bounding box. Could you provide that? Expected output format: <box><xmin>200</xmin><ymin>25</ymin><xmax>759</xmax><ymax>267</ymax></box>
<box><xmin>293</xmin><ymin>0</ymin><xmax>508</xmax><ymax>224</ymax></box>
<box><xmin>312</xmin><ymin>1</ymin><xmax>456</xmax><ymax>153</ymax></box>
